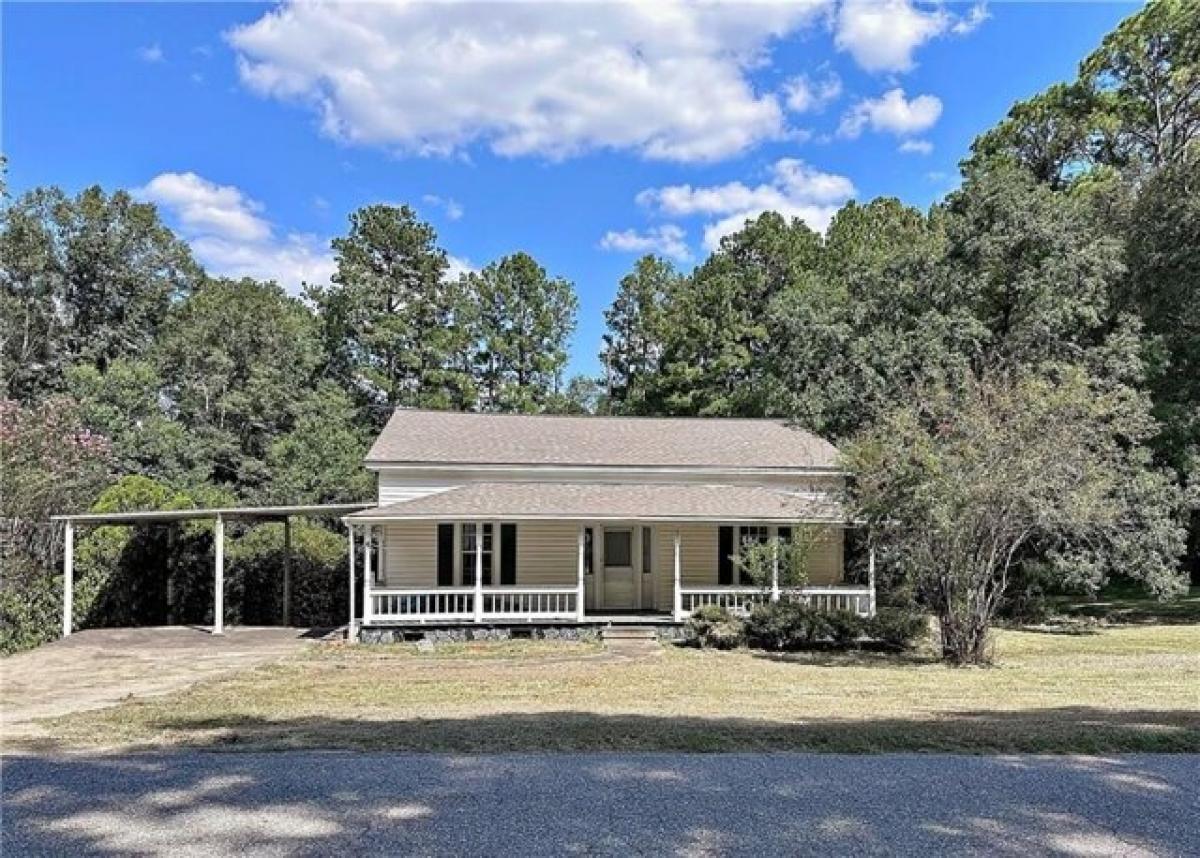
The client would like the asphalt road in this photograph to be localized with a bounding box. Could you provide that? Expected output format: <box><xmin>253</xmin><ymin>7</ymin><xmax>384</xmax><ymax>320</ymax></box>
<box><xmin>3</xmin><ymin>752</ymin><xmax>1197</xmax><ymax>856</ymax></box>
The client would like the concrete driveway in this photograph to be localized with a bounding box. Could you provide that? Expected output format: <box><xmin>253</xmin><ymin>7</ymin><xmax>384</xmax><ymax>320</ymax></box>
<box><xmin>3</xmin><ymin>752</ymin><xmax>1197</xmax><ymax>856</ymax></box>
<box><xmin>1</xmin><ymin>627</ymin><xmax>316</xmax><ymax>740</ymax></box>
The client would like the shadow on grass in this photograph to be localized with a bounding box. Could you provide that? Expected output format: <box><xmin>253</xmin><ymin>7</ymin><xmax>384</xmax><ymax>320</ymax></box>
<box><xmin>5</xmin><ymin>746</ymin><xmax>1199</xmax><ymax>857</ymax></box>
<box><xmin>17</xmin><ymin>706</ymin><xmax>1200</xmax><ymax>756</ymax></box>
<box><xmin>1045</xmin><ymin>584</ymin><xmax>1200</xmax><ymax>627</ymax></box>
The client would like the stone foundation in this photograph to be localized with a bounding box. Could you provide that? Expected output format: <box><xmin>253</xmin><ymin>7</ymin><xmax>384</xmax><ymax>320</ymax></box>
<box><xmin>358</xmin><ymin>625</ymin><xmax>604</xmax><ymax>645</ymax></box>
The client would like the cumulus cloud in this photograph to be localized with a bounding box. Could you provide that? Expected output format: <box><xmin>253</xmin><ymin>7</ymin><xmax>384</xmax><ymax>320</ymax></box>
<box><xmin>834</xmin><ymin>0</ymin><xmax>987</xmax><ymax>73</ymax></box>
<box><xmin>839</xmin><ymin>88</ymin><xmax>942</xmax><ymax>139</ymax></box>
<box><xmin>138</xmin><ymin>44</ymin><xmax>165</xmax><ymax>63</ymax></box>
<box><xmin>637</xmin><ymin>158</ymin><xmax>855</xmax><ymax>250</ymax></box>
<box><xmin>422</xmin><ymin>194</ymin><xmax>464</xmax><ymax>221</ymax></box>
<box><xmin>599</xmin><ymin>224</ymin><xmax>691</xmax><ymax>262</ymax></box>
<box><xmin>226</xmin><ymin>0</ymin><xmax>829</xmax><ymax>162</ymax></box>
<box><xmin>446</xmin><ymin>255</ymin><xmax>476</xmax><ymax>281</ymax></box>
<box><xmin>898</xmin><ymin>138</ymin><xmax>933</xmax><ymax>155</ymax></box>
<box><xmin>136</xmin><ymin>172</ymin><xmax>335</xmax><ymax>292</ymax></box>
<box><xmin>782</xmin><ymin>71</ymin><xmax>843</xmax><ymax>113</ymax></box>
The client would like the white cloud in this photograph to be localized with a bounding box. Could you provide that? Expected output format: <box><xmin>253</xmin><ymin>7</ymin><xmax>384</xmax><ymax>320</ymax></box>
<box><xmin>422</xmin><ymin>194</ymin><xmax>464</xmax><ymax>221</ymax></box>
<box><xmin>637</xmin><ymin>158</ymin><xmax>855</xmax><ymax>250</ymax></box>
<box><xmin>226</xmin><ymin>0</ymin><xmax>830</xmax><ymax>162</ymax></box>
<box><xmin>446</xmin><ymin>255</ymin><xmax>476</xmax><ymax>281</ymax></box>
<box><xmin>599</xmin><ymin>224</ymin><xmax>691</xmax><ymax>262</ymax></box>
<box><xmin>834</xmin><ymin>0</ymin><xmax>986</xmax><ymax>73</ymax></box>
<box><xmin>136</xmin><ymin>171</ymin><xmax>335</xmax><ymax>292</ymax></box>
<box><xmin>782</xmin><ymin>71</ymin><xmax>842</xmax><ymax>113</ymax></box>
<box><xmin>898</xmin><ymin>138</ymin><xmax>933</xmax><ymax>155</ymax></box>
<box><xmin>138</xmin><ymin>44</ymin><xmax>165</xmax><ymax>64</ymax></box>
<box><xmin>839</xmin><ymin>88</ymin><xmax>942</xmax><ymax>138</ymax></box>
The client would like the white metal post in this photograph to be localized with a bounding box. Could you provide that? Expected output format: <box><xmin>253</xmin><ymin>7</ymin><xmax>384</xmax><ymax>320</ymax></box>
<box><xmin>576</xmin><ymin>525</ymin><xmax>586</xmax><ymax>621</ymax></box>
<box><xmin>473</xmin><ymin>523</ymin><xmax>484</xmax><ymax>622</ymax></box>
<box><xmin>673</xmin><ymin>530</ymin><xmax>683</xmax><ymax>621</ymax></box>
<box><xmin>282</xmin><ymin>517</ymin><xmax>292</xmax><ymax>626</ymax></box>
<box><xmin>213</xmin><ymin>514</ymin><xmax>225</xmax><ymax>635</ymax></box>
<box><xmin>362</xmin><ymin>524</ymin><xmax>373</xmax><ymax>625</ymax></box>
<box><xmin>62</xmin><ymin>521</ymin><xmax>74</xmax><ymax>638</ymax></box>
<box><xmin>868</xmin><ymin>545</ymin><xmax>877</xmax><ymax>617</ymax></box>
<box><xmin>347</xmin><ymin>523</ymin><xmax>357</xmax><ymax>641</ymax></box>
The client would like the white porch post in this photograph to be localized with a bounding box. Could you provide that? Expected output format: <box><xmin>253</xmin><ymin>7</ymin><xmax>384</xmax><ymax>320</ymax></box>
<box><xmin>362</xmin><ymin>524</ymin><xmax>375</xmax><ymax>625</ymax></box>
<box><xmin>473</xmin><ymin>523</ymin><xmax>484</xmax><ymax>623</ymax></box>
<box><xmin>771</xmin><ymin>536</ymin><xmax>781</xmax><ymax>603</ymax></box>
<box><xmin>62</xmin><ymin>521</ymin><xmax>74</xmax><ymax>638</ymax></box>
<box><xmin>576</xmin><ymin>525</ymin><xmax>586</xmax><ymax>621</ymax></box>
<box><xmin>213</xmin><ymin>514</ymin><xmax>225</xmax><ymax>636</ymax></box>
<box><xmin>868</xmin><ymin>545</ymin><xmax>877</xmax><ymax>617</ymax></box>
<box><xmin>672</xmin><ymin>529</ymin><xmax>683</xmax><ymax>621</ymax></box>
<box><xmin>346</xmin><ymin>523</ymin><xmax>357</xmax><ymax>641</ymax></box>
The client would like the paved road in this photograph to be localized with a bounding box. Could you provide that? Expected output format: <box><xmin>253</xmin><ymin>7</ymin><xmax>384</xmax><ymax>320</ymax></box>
<box><xmin>3</xmin><ymin>752</ymin><xmax>1197</xmax><ymax>856</ymax></box>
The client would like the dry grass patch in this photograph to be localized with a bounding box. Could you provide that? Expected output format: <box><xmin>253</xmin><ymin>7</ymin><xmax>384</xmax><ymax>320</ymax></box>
<box><xmin>23</xmin><ymin>625</ymin><xmax>1200</xmax><ymax>754</ymax></box>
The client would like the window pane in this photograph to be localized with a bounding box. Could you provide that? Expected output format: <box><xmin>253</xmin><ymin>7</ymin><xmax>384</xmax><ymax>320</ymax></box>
<box><xmin>604</xmin><ymin>530</ymin><xmax>632</xmax><ymax>567</ymax></box>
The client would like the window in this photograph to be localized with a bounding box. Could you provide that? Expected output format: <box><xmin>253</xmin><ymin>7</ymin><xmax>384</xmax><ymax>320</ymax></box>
<box><xmin>460</xmin><ymin>523</ymin><xmax>493</xmax><ymax>585</ymax></box>
<box><xmin>642</xmin><ymin>526</ymin><xmax>653</xmax><ymax>574</ymax></box>
<box><xmin>584</xmin><ymin>528</ymin><xmax>594</xmax><ymax>575</ymax></box>
<box><xmin>604</xmin><ymin>529</ymin><xmax>632</xmax><ymax>567</ymax></box>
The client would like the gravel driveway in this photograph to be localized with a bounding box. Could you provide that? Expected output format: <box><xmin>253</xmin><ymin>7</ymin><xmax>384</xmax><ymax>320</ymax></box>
<box><xmin>3</xmin><ymin>752</ymin><xmax>1196</xmax><ymax>856</ymax></box>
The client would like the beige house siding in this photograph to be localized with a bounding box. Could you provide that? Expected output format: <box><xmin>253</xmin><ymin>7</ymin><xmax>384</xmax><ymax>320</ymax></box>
<box><xmin>377</xmin><ymin>520</ymin><xmax>844</xmax><ymax>593</ymax></box>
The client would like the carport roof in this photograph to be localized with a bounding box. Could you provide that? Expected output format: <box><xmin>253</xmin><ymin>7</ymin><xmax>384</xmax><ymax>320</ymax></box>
<box><xmin>51</xmin><ymin>502</ymin><xmax>373</xmax><ymax>526</ymax></box>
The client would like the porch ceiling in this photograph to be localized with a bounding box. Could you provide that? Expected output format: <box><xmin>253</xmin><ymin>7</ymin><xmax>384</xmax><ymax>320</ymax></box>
<box><xmin>346</xmin><ymin>482</ymin><xmax>847</xmax><ymax>524</ymax></box>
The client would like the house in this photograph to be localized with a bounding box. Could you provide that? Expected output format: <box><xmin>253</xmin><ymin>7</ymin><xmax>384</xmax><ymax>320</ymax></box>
<box><xmin>344</xmin><ymin>410</ymin><xmax>874</xmax><ymax>635</ymax></box>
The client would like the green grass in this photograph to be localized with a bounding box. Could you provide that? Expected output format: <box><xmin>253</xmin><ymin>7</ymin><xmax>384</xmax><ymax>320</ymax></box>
<box><xmin>20</xmin><ymin>623</ymin><xmax>1200</xmax><ymax>755</ymax></box>
<box><xmin>1046</xmin><ymin>583</ymin><xmax>1200</xmax><ymax>626</ymax></box>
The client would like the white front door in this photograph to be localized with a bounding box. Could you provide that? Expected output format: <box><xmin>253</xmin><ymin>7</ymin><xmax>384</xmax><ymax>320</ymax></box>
<box><xmin>601</xmin><ymin>527</ymin><xmax>636</xmax><ymax>609</ymax></box>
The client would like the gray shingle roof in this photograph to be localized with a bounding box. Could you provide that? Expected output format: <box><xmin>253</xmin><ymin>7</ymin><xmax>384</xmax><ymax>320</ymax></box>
<box><xmin>348</xmin><ymin>482</ymin><xmax>845</xmax><ymax>523</ymax></box>
<box><xmin>366</xmin><ymin>410</ymin><xmax>840</xmax><ymax>470</ymax></box>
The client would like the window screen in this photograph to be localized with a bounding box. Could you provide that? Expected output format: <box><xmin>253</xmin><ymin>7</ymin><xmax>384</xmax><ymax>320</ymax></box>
<box><xmin>604</xmin><ymin>529</ymin><xmax>632</xmax><ymax>567</ymax></box>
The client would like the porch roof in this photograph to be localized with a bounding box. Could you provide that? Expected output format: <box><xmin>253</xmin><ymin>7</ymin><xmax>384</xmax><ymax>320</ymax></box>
<box><xmin>346</xmin><ymin>482</ymin><xmax>847</xmax><ymax>524</ymax></box>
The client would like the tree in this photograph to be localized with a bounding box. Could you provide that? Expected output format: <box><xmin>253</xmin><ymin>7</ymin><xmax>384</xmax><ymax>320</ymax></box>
<box><xmin>470</xmin><ymin>252</ymin><xmax>578</xmax><ymax>413</ymax></box>
<box><xmin>310</xmin><ymin>205</ymin><xmax>475</xmax><ymax>423</ymax></box>
<box><xmin>846</xmin><ymin>370</ymin><xmax>1190</xmax><ymax>664</ymax></box>
<box><xmin>600</xmin><ymin>255</ymin><xmax>678</xmax><ymax>414</ymax></box>
<box><xmin>154</xmin><ymin>277</ymin><xmax>321</xmax><ymax>491</ymax></box>
<box><xmin>0</xmin><ymin>186</ymin><xmax>201</xmax><ymax>402</ymax></box>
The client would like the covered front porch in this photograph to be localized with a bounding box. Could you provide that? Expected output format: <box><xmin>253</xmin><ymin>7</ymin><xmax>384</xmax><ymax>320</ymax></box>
<box><xmin>344</xmin><ymin>483</ymin><xmax>875</xmax><ymax>633</ymax></box>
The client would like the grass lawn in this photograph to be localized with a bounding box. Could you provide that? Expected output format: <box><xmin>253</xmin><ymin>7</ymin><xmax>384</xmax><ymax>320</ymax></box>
<box><xmin>23</xmin><ymin>624</ymin><xmax>1200</xmax><ymax>755</ymax></box>
<box><xmin>1046</xmin><ymin>583</ymin><xmax>1200</xmax><ymax>626</ymax></box>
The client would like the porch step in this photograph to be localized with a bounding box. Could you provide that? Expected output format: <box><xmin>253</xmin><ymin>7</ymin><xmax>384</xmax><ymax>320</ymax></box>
<box><xmin>600</xmin><ymin>626</ymin><xmax>658</xmax><ymax>641</ymax></box>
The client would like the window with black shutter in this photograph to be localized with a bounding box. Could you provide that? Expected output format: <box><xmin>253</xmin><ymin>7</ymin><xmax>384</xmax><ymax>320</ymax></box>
<box><xmin>718</xmin><ymin>526</ymin><xmax>734</xmax><ymax>585</ymax></box>
<box><xmin>500</xmin><ymin>523</ymin><xmax>517</xmax><ymax>585</ymax></box>
<box><xmin>437</xmin><ymin>523</ymin><xmax>454</xmax><ymax>586</ymax></box>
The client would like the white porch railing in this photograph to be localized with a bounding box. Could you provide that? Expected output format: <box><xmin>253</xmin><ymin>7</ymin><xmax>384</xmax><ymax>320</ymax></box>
<box><xmin>679</xmin><ymin>586</ymin><xmax>875</xmax><ymax>618</ymax></box>
<box><xmin>368</xmin><ymin>586</ymin><xmax>579</xmax><ymax>624</ymax></box>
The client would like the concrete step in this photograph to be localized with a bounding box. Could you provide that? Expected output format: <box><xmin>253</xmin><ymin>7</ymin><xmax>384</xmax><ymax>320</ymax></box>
<box><xmin>601</xmin><ymin>626</ymin><xmax>658</xmax><ymax>640</ymax></box>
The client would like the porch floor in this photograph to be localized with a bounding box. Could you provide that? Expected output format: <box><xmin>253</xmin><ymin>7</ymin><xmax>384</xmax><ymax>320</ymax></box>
<box><xmin>361</xmin><ymin>611</ymin><xmax>680</xmax><ymax>629</ymax></box>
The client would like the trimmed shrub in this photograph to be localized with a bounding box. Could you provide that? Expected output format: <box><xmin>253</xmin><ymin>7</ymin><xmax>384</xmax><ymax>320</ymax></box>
<box><xmin>744</xmin><ymin>602</ymin><xmax>834</xmax><ymax>651</ymax></box>
<box><xmin>826</xmin><ymin>609</ymin><xmax>865</xmax><ymax>648</ymax></box>
<box><xmin>866</xmin><ymin>607</ymin><xmax>928</xmax><ymax>650</ymax></box>
<box><xmin>684</xmin><ymin>605</ymin><xmax>744</xmax><ymax>649</ymax></box>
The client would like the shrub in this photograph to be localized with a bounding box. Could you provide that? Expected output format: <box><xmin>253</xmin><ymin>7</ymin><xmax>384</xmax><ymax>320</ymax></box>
<box><xmin>684</xmin><ymin>605</ymin><xmax>744</xmax><ymax>649</ymax></box>
<box><xmin>866</xmin><ymin>607</ymin><xmax>928</xmax><ymax>650</ymax></box>
<box><xmin>744</xmin><ymin>602</ymin><xmax>838</xmax><ymax>651</ymax></box>
<box><xmin>826</xmin><ymin>610</ymin><xmax>865</xmax><ymax>647</ymax></box>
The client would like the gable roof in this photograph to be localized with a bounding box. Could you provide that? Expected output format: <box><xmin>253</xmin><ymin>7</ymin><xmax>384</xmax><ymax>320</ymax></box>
<box><xmin>366</xmin><ymin>409</ymin><xmax>840</xmax><ymax>470</ymax></box>
<box><xmin>348</xmin><ymin>482</ymin><xmax>845</xmax><ymax>523</ymax></box>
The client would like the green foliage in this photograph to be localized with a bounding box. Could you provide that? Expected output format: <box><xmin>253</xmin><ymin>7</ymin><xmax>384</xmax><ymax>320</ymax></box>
<box><xmin>744</xmin><ymin>602</ymin><xmax>831</xmax><ymax>651</ymax></box>
<box><xmin>732</xmin><ymin>530</ymin><xmax>816</xmax><ymax>591</ymax></box>
<box><xmin>683</xmin><ymin>605</ymin><xmax>745</xmax><ymax>649</ymax></box>
<box><xmin>600</xmin><ymin>255</ymin><xmax>678</xmax><ymax>414</ymax></box>
<box><xmin>226</xmin><ymin>521</ymin><xmax>347</xmax><ymax>627</ymax></box>
<box><xmin>471</xmin><ymin>252</ymin><xmax>579</xmax><ymax>412</ymax></box>
<box><xmin>864</xmin><ymin>608</ymin><xmax>928</xmax><ymax>651</ymax></box>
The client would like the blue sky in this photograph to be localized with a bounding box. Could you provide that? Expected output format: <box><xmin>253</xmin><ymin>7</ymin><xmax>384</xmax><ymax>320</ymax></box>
<box><xmin>4</xmin><ymin>1</ymin><xmax>1137</xmax><ymax>378</ymax></box>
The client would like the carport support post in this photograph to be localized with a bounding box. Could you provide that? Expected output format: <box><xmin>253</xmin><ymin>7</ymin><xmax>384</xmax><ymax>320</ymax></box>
<box><xmin>346</xmin><ymin>523</ymin><xmax>357</xmax><ymax>641</ymax></box>
<box><xmin>576</xmin><ymin>525</ymin><xmax>586</xmax><ymax>621</ymax></box>
<box><xmin>213</xmin><ymin>514</ymin><xmax>225</xmax><ymax>636</ymax></box>
<box><xmin>62</xmin><ymin>521</ymin><xmax>74</xmax><ymax>637</ymax></box>
<box><xmin>282</xmin><ymin>516</ymin><xmax>292</xmax><ymax>627</ymax></box>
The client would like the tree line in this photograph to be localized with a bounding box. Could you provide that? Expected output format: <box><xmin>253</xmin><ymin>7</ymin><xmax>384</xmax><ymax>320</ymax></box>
<box><xmin>2</xmin><ymin>0</ymin><xmax>1196</xmax><ymax>660</ymax></box>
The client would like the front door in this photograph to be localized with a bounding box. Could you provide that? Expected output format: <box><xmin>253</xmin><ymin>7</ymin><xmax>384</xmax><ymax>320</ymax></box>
<box><xmin>601</xmin><ymin>527</ymin><xmax>636</xmax><ymax>609</ymax></box>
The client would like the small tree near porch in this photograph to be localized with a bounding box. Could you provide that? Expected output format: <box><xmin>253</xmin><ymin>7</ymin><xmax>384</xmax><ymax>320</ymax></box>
<box><xmin>844</xmin><ymin>370</ymin><xmax>1189</xmax><ymax>665</ymax></box>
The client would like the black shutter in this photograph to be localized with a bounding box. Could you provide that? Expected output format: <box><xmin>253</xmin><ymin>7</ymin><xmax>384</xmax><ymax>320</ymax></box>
<box><xmin>501</xmin><ymin>524</ymin><xmax>517</xmax><ymax>586</ymax></box>
<box><xmin>718</xmin><ymin>526</ymin><xmax>734</xmax><ymax>585</ymax></box>
<box><xmin>777</xmin><ymin>526</ymin><xmax>792</xmax><ymax>544</ymax></box>
<box><xmin>437</xmin><ymin>523</ymin><xmax>454</xmax><ymax>586</ymax></box>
